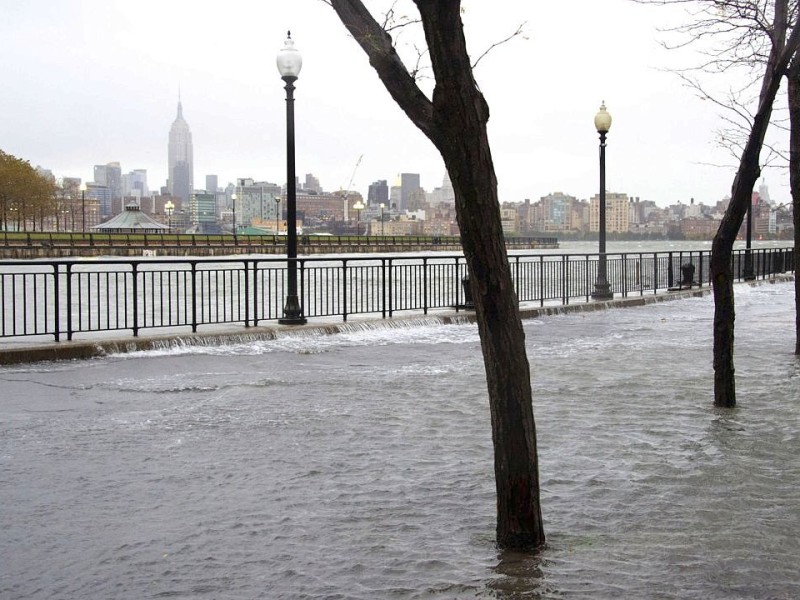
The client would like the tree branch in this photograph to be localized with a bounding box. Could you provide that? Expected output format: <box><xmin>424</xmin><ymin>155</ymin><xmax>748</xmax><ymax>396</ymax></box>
<box><xmin>329</xmin><ymin>0</ymin><xmax>435</xmax><ymax>139</ymax></box>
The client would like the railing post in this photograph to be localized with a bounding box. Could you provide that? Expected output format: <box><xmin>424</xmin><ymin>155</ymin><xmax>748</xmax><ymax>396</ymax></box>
<box><xmin>65</xmin><ymin>262</ymin><xmax>74</xmax><ymax>341</ymax></box>
<box><xmin>622</xmin><ymin>253</ymin><xmax>628</xmax><ymax>297</ymax></box>
<box><xmin>191</xmin><ymin>262</ymin><xmax>198</xmax><ymax>333</ymax></box>
<box><xmin>667</xmin><ymin>251</ymin><xmax>674</xmax><ymax>289</ymax></box>
<box><xmin>381</xmin><ymin>258</ymin><xmax>387</xmax><ymax>319</ymax></box>
<box><xmin>561</xmin><ymin>255</ymin><xmax>567</xmax><ymax>305</ymax></box>
<box><xmin>132</xmin><ymin>262</ymin><xmax>139</xmax><ymax>337</ymax></box>
<box><xmin>252</xmin><ymin>260</ymin><xmax>260</xmax><ymax>327</ymax></box>
<box><xmin>342</xmin><ymin>259</ymin><xmax>348</xmax><ymax>322</ymax></box>
<box><xmin>53</xmin><ymin>263</ymin><xmax>61</xmax><ymax>342</ymax></box>
<box><xmin>388</xmin><ymin>258</ymin><xmax>394</xmax><ymax>317</ymax></box>
<box><xmin>540</xmin><ymin>256</ymin><xmax>545</xmax><ymax>307</ymax></box>
<box><xmin>423</xmin><ymin>257</ymin><xmax>429</xmax><ymax>315</ymax></box>
<box><xmin>299</xmin><ymin>259</ymin><xmax>306</xmax><ymax>319</ymax></box>
<box><xmin>244</xmin><ymin>260</ymin><xmax>250</xmax><ymax>328</ymax></box>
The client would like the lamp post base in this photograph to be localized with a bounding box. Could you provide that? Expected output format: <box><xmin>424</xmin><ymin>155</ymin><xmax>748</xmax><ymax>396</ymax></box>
<box><xmin>591</xmin><ymin>281</ymin><xmax>613</xmax><ymax>301</ymax></box>
<box><xmin>279</xmin><ymin>295</ymin><xmax>307</xmax><ymax>325</ymax></box>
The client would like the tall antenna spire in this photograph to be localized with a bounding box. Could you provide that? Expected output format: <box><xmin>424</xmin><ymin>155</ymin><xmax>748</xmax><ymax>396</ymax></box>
<box><xmin>177</xmin><ymin>84</ymin><xmax>183</xmax><ymax>118</ymax></box>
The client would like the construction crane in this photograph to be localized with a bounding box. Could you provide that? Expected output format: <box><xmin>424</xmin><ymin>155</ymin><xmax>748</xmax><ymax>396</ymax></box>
<box><xmin>340</xmin><ymin>154</ymin><xmax>364</xmax><ymax>224</ymax></box>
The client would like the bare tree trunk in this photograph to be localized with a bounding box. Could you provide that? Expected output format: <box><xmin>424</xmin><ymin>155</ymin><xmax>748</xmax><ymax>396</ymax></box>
<box><xmin>711</xmin><ymin>0</ymin><xmax>799</xmax><ymax>406</ymax></box>
<box><xmin>789</xmin><ymin>58</ymin><xmax>800</xmax><ymax>355</ymax></box>
<box><xmin>329</xmin><ymin>0</ymin><xmax>544</xmax><ymax>548</ymax></box>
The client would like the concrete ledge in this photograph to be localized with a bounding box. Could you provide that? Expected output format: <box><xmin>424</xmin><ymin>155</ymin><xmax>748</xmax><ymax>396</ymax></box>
<box><xmin>0</xmin><ymin>277</ymin><xmax>791</xmax><ymax>366</ymax></box>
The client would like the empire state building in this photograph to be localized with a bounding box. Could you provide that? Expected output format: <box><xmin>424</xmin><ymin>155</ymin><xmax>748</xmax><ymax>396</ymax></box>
<box><xmin>167</xmin><ymin>97</ymin><xmax>194</xmax><ymax>204</ymax></box>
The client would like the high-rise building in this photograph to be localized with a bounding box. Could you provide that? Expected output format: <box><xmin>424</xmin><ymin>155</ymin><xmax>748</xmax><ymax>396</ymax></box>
<box><xmin>367</xmin><ymin>180</ymin><xmax>388</xmax><ymax>206</ymax></box>
<box><xmin>400</xmin><ymin>173</ymin><xmax>421</xmax><ymax>212</ymax></box>
<box><xmin>122</xmin><ymin>169</ymin><xmax>148</xmax><ymax>198</ymax></box>
<box><xmin>304</xmin><ymin>173</ymin><xmax>321</xmax><ymax>194</ymax></box>
<box><xmin>206</xmin><ymin>175</ymin><xmax>218</xmax><ymax>193</ymax></box>
<box><xmin>94</xmin><ymin>162</ymin><xmax>122</xmax><ymax>210</ymax></box>
<box><xmin>168</xmin><ymin>96</ymin><xmax>194</xmax><ymax>204</ymax></box>
<box><xmin>589</xmin><ymin>192</ymin><xmax>630</xmax><ymax>234</ymax></box>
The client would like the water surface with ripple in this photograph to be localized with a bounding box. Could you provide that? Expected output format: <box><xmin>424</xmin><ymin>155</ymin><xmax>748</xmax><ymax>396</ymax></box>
<box><xmin>1</xmin><ymin>282</ymin><xmax>798</xmax><ymax>599</ymax></box>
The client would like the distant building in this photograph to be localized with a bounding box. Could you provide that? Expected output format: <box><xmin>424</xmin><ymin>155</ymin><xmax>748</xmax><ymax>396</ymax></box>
<box><xmin>368</xmin><ymin>180</ymin><xmax>388</xmax><ymax>206</ymax></box>
<box><xmin>122</xmin><ymin>169</ymin><xmax>148</xmax><ymax>198</ymax></box>
<box><xmin>86</xmin><ymin>183</ymin><xmax>112</xmax><ymax>220</ymax></box>
<box><xmin>304</xmin><ymin>173</ymin><xmax>321</xmax><ymax>194</ymax></box>
<box><xmin>92</xmin><ymin>203</ymin><xmax>169</xmax><ymax>233</ymax></box>
<box><xmin>190</xmin><ymin>192</ymin><xmax>218</xmax><ymax>232</ymax></box>
<box><xmin>400</xmin><ymin>173</ymin><xmax>421</xmax><ymax>212</ymax></box>
<box><xmin>234</xmin><ymin>179</ymin><xmax>281</xmax><ymax>230</ymax></box>
<box><xmin>534</xmin><ymin>192</ymin><xmax>577</xmax><ymax>233</ymax></box>
<box><xmin>589</xmin><ymin>192</ymin><xmax>630</xmax><ymax>233</ymax></box>
<box><xmin>680</xmin><ymin>216</ymin><xmax>720</xmax><ymax>239</ymax></box>
<box><xmin>94</xmin><ymin>162</ymin><xmax>122</xmax><ymax>216</ymax></box>
<box><xmin>167</xmin><ymin>96</ymin><xmax>194</xmax><ymax>204</ymax></box>
<box><xmin>206</xmin><ymin>175</ymin><xmax>218</xmax><ymax>193</ymax></box>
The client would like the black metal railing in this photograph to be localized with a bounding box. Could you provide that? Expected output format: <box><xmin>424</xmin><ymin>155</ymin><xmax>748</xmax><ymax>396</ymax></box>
<box><xmin>0</xmin><ymin>247</ymin><xmax>793</xmax><ymax>341</ymax></box>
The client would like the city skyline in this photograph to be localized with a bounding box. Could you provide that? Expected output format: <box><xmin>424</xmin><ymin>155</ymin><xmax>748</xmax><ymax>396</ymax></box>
<box><xmin>2</xmin><ymin>1</ymin><xmax>795</xmax><ymax>208</ymax></box>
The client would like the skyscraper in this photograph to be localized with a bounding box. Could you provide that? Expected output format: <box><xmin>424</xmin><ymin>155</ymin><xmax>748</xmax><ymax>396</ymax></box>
<box><xmin>368</xmin><ymin>180</ymin><xmax>388</xmax><ymax>206</ymax></box>
<box><xmin>168</xmin><ymin>96</ymin><xmax>194</xmax><ymax>204</ymax></box>
<box><xmin>400</xmin><ymin>173</ymin><xmax>421</xmax><ymax>212</ymax></box>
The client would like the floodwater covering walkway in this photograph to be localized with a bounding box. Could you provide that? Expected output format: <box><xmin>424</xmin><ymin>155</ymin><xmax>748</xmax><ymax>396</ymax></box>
<box><xmin>1</xmin><ymin>279</ymin><xmax>798</xmax><ymax>598</ymax></box>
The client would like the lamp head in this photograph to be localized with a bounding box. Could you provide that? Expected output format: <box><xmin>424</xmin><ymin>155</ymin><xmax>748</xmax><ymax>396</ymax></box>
<box><xmin>277</xmin><ymin>31</ymin><xmax>302</xmax><ymax>79</ymax></box>
<box><xmin>594</xmin><ymin>101</ymin><xmax>612</xmax><ymax>134</ymax></box>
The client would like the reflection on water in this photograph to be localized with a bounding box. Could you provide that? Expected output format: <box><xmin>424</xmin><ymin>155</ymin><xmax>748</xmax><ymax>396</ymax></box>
<box><xmin>1</xmin><ymin>281</ymin><xmax>798</xmax><ymax>599</ymax></box>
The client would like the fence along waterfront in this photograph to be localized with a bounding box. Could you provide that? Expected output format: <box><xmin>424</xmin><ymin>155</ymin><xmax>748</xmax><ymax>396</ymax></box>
<box><xmin>0</xmin><ymin>247</ymin><xmax>794</xmax><ymax>341</ymax></box>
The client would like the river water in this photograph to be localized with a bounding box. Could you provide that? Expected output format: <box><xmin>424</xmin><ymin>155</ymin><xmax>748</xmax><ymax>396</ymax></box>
<box><xmin>1</xmin><ymin>279</ymin><xmax>799</xmax><ymax>599</ymax></box>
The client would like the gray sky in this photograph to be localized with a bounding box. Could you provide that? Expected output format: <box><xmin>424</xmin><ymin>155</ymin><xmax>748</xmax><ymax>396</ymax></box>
<box><xmin>1</xmin><ymin>0</ymin><xmax>787</xmax><ymax>206</ymax></box>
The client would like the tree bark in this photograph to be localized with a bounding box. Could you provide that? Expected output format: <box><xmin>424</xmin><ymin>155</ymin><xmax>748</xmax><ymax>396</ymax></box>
<box><xmin>329</xmin><ymin>0</ymin><xmax>544</xmax><ymax>548</ymax></box>
<box><xmin>789</xmin><ymin>56</ymin><xmax>800</xmax><ymax>355</ymax></box>
<box><xmin>711</xmin><ymin>0</ymin><xmax>800</xmax><ymax>406</ymax></box>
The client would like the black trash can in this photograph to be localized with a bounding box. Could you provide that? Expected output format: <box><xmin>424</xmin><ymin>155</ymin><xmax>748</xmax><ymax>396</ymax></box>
<box><xmin>680</xmin><ymin>263</ymin><xmax>695</xmax><ymax>287</ymax></box>
<box><xmin>461</xmin><ymin>276</ymin><xmax>475</xmax><ymax>309</ymax></box>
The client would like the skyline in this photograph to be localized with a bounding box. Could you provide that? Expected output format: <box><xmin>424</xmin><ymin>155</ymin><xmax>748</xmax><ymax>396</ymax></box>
<box><xmin>1</xmin><ymin>1</ymin><xmax>793</xmax><ymax>207</ymax></box>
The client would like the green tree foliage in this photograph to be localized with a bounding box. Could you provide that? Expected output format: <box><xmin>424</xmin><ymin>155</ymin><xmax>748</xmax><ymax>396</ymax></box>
<box><xmin>0</xmin><ymin>150</ymin><xmax>57</xmax><ymax>231</ymax></box>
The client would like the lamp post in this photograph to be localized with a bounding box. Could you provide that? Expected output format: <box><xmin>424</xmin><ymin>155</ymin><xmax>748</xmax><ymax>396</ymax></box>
<box><xmin>80</xmin><ymin>183</ymin><xmax>86</xmax><ymax>232</ymax></box>
<box><xmin>353</xmin><ymin>200</ymin><xmax>365</xmax><ymax>235</ymax></box>
<box><xmin>592</xmin><ymin>101</ymin><xmax>613</xmax><ymax>300</ymax></box>
<box><xmin>165</xmin><ymin>200</ymin><xmax>174</xmax><ymax>233</ymax></box>
<box><xmin>379</xmin><ymin>202</ymin><xmax>385</xmax><ymax>237</ymax></box>
<box><xmin>275</xmin><ymin>197</ymin><xmax>281</xmax><ymax>233</ymax></box>
<box><xmin>277</xmin><ymin>31</ymin><xmax>306</xmax><ymax>324</ymax></box>
<box><xmin>231</xmin><ymin>193</ymin><xmax>237</xmax><ymax>236</ymax></box>
<box><xmin>743</xmin><ymin>199</ymin><xmax>755</xmax><ymax>280</ymax></box>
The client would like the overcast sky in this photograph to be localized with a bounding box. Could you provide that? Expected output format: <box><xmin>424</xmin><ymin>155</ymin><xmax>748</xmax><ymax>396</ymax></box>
<box><xmin>1</xmin><ymin>0</ymin><xmax>789</xmax><ymax>206</ymax></box>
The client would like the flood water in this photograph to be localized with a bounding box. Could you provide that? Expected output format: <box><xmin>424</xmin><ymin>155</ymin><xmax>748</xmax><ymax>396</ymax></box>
<box><xmin>1</xmin><ymin>280</ymin><xmax>799</xmax><ymax>599</ymax></box>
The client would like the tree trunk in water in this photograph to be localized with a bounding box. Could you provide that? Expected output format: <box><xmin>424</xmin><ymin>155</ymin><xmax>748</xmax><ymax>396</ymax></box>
<box><xmin>789</xmin><ymin>65</ymin><xmax>800</xmax><ymax>355</ymax></box>
<box><xmin>711</xmin><ymin>0</ymin><xmax>798</xmax><ymax>406</ymax></box>
<box><xmin>329</xmin><ymin>0</ymin><xmax>544</xmax><ymax>548</ymax></box>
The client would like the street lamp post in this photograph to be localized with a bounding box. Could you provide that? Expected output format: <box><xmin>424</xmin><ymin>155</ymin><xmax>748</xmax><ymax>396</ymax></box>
<box><xmin>275</xmin><ymin>197</ymin><xmax>281</xmax><ymax>234</ymax></box>
<box><xmin>379</xmin><ymin>202</ymin><xmax>385</xmax><ymax>237</ymax></box>
<box><xmin>353</xmin><ymin>200</ymin><xmax>365</xmax><ymax>236</ymax></box>
<box><xmin>743</xmin><ymin>200</ymin><xmax>755</xmax><ymax>280</ymax></box>
<box><xmin>231</xmin><ymin>193</ymin><xmax>237</xmax><ymax>236</ymax></box>
<box><xmin>592</xmin><ymin>101</ymin><xmax>614</xmax><ymax>301</ymax></box>
<box><xmin>165</xmin><ymin>200</ymin><xmax>174</xmax><ymax>233</ymax></box>
<box><xmin>277</xmin><ymin>31</ymin><xmax>306</xmax><ymax>325</ymax></box>
<box><xmin>80</xmin><ymin>183</ymin><xmax>86</xmax><ymax>232</ymax></box>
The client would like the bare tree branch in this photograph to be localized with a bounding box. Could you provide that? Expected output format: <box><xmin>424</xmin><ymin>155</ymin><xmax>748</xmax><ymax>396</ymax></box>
<box><xmin>471</xmin><ymin>21</ymin><xmax>528</xmax><ymax>69</ymax></box>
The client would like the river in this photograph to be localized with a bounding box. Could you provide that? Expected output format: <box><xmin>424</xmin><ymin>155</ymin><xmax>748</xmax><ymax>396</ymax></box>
<box><xmin>0</xmin><ymin>264</ymin><xmax>798</xmax><ymax>598</ymax></box>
